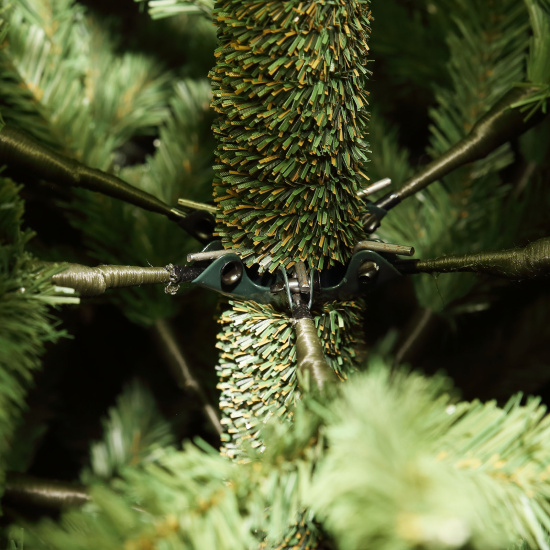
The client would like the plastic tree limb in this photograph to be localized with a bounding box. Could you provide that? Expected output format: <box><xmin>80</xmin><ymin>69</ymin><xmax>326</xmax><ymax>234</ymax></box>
<box><xmin>0</xmin><ymin>125</ymin><xmax>214</xmax><ymax>243</ymax></box>
<box><xmin>3</xmin><ymin>472</ymin><xmax>89</xmax><ymax>511</ymax></box>
<box><xmin>398</xmin><ymin>236</ymin><xmax>550</xmax><ymax>279</ymax></box>
<box><xmin>150</xmin><ymin>319</ymin><xmax>223</xmax><ymax>437</ymax></box>
<box><xmin>364</xmin><ymin>87</ymin><xmax>548</xmax><ymax>232</ymax></box>
<box><xmin>51</xmin><ymin>263</ymin><xmax>203</xmax><ymax>296</ymax></box>
<box><xmin>292</xmin><ymin>298</ymin><xmax>339</xmax><ymax>393</ymax></box>
<box><xmin>52</xmin><ymin>264</ymin><xmax>170</xmax><ymax>296</ymax></box>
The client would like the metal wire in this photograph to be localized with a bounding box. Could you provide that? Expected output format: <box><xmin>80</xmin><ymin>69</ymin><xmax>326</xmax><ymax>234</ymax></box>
<box><xmin>177</xmin><ymin>198</ymin><xmax>217</xmax><ymax>214</ymax></box>
<box><xmin>354</xmin><ymin>240</ymin><xmax>415</xmax><ymax>257</ymax></box>
<box><xmin>357</xmin><ymin>177</ymin><xmax>392</xmax><ymax>198</ymax></box>
<box><xmin>280</xmin><ymin>266</ymin><xmax>293</xmax><ymax>309</ymax></box>
<box><xmin>308</xmin><ymin>268</ymin><xmax>315</xmax><ymax>309</ymax></box>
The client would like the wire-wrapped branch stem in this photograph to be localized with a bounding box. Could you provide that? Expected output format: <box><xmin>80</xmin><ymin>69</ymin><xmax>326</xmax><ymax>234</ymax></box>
<box><xmin>399</xmin><ymin>87</ymin><xmax>544</xmax><ymax>199</ymax></box>
<box><xmin>3</xmin><ymin>472</ymin><xmax>89</xmax><ymax>511</ymax></box>
<box><xmin>51</xmin><ymin>263</ymin><xmax>206</xmax><ymax>296</ymax></box>
<box><xmin>365</xmin><ymin>87</ymin><xmax>547</xmax><ymax>231</ymax></box>
<box><xmin>151</xmin><ymin>319</ymin><xmax>222</xmax><ymax>437</ymax></box>
<box><xmin>0</xmin><ymin>125</ymin><xmax>214</xmax><ymax>242</ymax></box>
<box><xmin>293</xmin><ymin>302</ymin><xmax>339</xmax><ymax>393</ymax></box>
<box><xmin>52</xmin><ymin>264</ymin><xmax>171</xmax><ymax>296</ymax></box>
<box><xmin>399</xmin><ymin>237</ymin><xmax>550</xmax><ymax>279</ymax></box>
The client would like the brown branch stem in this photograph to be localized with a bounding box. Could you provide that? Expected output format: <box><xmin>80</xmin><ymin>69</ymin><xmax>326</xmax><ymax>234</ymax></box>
<box><xmin>3</xmin><ymin>472</ymin><xmax>89</xmax><ymax>511</ymax></box>
<box><xmin>392</xmin><ymin>308</ymin><xmax>436</xmax><ymax>367</ymax></box>
<box><xmin>150</xmin><ymin>319</ymin><xmax>222</xmax><ymax>437</ymax></box>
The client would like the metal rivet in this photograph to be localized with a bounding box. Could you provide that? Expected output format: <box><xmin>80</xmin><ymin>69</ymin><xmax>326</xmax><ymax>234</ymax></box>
<box><xmin>358</xmin><ymin>261</ymin><xmax>379</xmax><ymax>284</ymax></box>
<box><xmin>220</xmin><ymin>261</ymin><xmax>243</xmax><ymax>288</ymax></box>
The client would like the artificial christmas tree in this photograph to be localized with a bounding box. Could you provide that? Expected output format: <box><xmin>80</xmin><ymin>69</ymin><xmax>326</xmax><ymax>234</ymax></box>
<box><xmin>1</xmin><ymin>0</ymin><xmax>550</xmax><ymax>549</ymax></box>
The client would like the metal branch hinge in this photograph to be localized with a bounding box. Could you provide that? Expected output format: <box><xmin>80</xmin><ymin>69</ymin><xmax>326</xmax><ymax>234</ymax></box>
<box><xmin>175</xmin><ymin>240</ymin><xmax>409</xmax><ymax>307</ymax></box>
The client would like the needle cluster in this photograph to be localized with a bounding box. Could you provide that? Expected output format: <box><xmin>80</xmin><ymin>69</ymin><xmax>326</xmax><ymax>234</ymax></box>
<box><xmin>211</xmin><ymin>0</ymin><xmax>372</xmax><ymax>272</ymax></box>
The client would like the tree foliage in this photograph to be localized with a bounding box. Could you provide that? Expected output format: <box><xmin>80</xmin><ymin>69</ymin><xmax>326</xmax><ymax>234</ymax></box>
<box><xmin>0</xmin><ymin>0</ymin><xmax>550</xmax><ymax>548</ymax></box>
